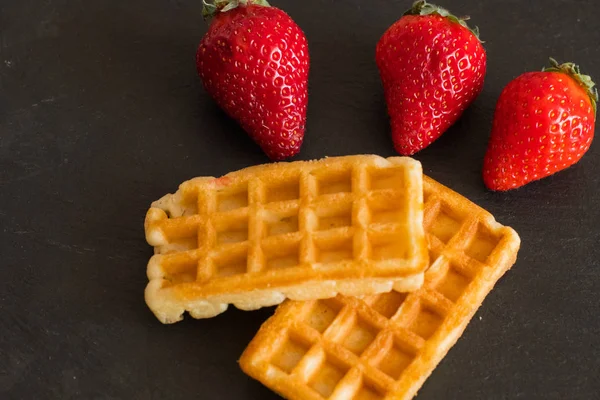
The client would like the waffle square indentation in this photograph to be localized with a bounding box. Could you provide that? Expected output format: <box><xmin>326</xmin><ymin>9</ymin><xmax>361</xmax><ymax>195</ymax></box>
<box><xmin>305</xmin><ymin>299</ymin><xmax>343</xmax><ymax>333</ymax></box>
<box><xmin>354</xmin><ymin>378</ymin><xmax>385</xmax><ymax>400</ymax></box>
<box><xmin>367</xmin><ymin>291</ymin><xmax>407</xmax><ymax>320</ymax></box>
<box><xmin>374</xmin><ymin>335</ymin><xmax>415</xmax><ymax>380</ymax></box>
<box><xmin>213</xmin><ymin>247</ymin><xmax>247</xmax><ymax>277</ymax></box>
<box><xmin>368</xmin><ymin>166</ymin><xmax>405</xmax><ymax>191</ymax></box>
<box><xmin>408</xmin><ymin>302</ymin><xmax>444</xmax><ymax>340</ymax></box>
<box><xmin>367</xmin><ymin>192</ymin><xmax>406</xmax><ymax>226</ymax></box>
<box><xmin>264</xmin><ymin>240</ymin><xmax>300</xmax><ymax>271</ymax></box>
<box><xmin>214</xmin><ymin>215</ymin><xmax>249</xmax><ymax>244</ymax></box>
<box><xmin>308</xmin><ymin>352</ymin><xmax>349</xmax><ymax>397</ymax></box>
<box><xmin>435</xmin><ymin>264</ymin><xmax>471</xmax><ymax>302</ymax></box>
<box><xmin>160</xmin><ymin>253</ymin><xmax>199</xmax><ymax>285</ymax></box>
<box><xmin>270</xmin><ymin>334</ymin><xmax>311</xmax><ymax>374</ymax></box>
<box><xmin>265</xmin><ymin>176</ymin><xmax>301</xmax><ymax>203</ymax></box>
<box><xmin>216</xmin><ymin>184</ymin><xmax>248</xmax><ymax>212</ymax></box>
<box><xmin>316</xmin><ymin>201</ymin><xmax>353</xmax><ymax>231</ymax></box>
<box><xmin>430</xmin><ymin>207</ymin><xmax>461</xmax><ymax>243</ymax></box>
<box><xmin>263</xmin><ymin>210</ymin><xmax>299</xmax><ymax>238</ymax></box>
<box><xmin>315</xmin><ymin>168</ymin><xmax>352</xmax><ymax>196</ymax></box>
<box><xmin>314</xmin><ymin>235</ymin><xmax>354</xmax><ymax>264</ymax></box>
<box><xmin>340</xmin><ymin>315</ymin><xmax>379</xmax><ymax>356</ymax></box>
<box><xmin>368</xmin><ymin>231</ymin><xmax>408</xmax><ymax>261</ymax></box>
<box><xmin>466</xmin><ymin>224</ymin><xmax>499</xmax><ymax>263</ymax></box>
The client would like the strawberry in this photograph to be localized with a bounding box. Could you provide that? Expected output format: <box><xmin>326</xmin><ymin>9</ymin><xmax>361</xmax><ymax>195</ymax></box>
<box><xmin>196</xmin><ymin>0</ymin><xmax>309</xmax><ymax>160</ymax></box>
<box><xmin>376</xmin><ymin>0</ymin><xmax>486</xmax><ymax>156</ymax></box>
<box><xmin>483</xmin><ymin>59</ymin><xmax>597</xmax><ymax>191</ymax></box>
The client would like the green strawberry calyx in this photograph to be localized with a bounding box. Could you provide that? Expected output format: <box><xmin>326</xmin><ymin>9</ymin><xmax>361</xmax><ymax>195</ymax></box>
<box><xmin>404</xmin><ymin>0</ymin><xmax>481</xmax><ymax>42</ymax></box>
<box><xmin>202</xmin><ymin>0</ymin><xmax>270</xmax><ymax>20</ymax></box>
<box><xmin>543</xmin><ymin>58</ymin><xmax>598</xmax><ymax>114</ymax></box>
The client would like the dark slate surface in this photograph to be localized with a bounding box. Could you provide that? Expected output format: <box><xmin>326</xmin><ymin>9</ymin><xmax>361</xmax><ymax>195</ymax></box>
<box><xmin>1</xmin><ymin>0</ymin><xmax>599</xmax><ymax>398</ymax></box>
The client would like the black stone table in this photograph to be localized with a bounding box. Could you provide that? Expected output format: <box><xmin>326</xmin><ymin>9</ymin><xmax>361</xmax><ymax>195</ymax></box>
<box><xmin>1</xmin><ymin>0</ymin><xmax>599</xmax><ymax>398</ymax></box>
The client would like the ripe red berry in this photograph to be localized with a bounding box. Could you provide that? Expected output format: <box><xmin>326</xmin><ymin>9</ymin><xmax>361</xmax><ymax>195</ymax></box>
<box><xmin>376</xmin><ymin>0</ymin><xmax>486</xmax><ymax>155</ymax></box>
<box><xmin>197</xmin><ymin>0</ymin><xmax>309</xmax><ymax>160</ymax></box>
<box><xmin>483</xmin><ymin>58</ymin><xmax>597</xmax><ymax>191</ymax></box>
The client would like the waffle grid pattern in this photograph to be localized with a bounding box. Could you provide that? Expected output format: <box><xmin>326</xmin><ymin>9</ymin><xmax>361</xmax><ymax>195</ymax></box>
<box><xmin>144</xmin><ymin>156</ymin><xmax>428</xmax><ymax>322</ymax></box>
<box><xmin>240</xmin><ymin>176</ymin><xmax>521</xmax><ymax>400</ymax></box>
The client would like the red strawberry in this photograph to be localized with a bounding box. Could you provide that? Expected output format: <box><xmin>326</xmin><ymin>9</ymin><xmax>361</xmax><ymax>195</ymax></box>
<box><xmin>483</xmin><ymin>59</ymin><xmax>597</xmax><ymax>191</ymax></box>
<box><xmin>376</xmin><ymin>0</ymin><xmax>486</xmax><ymax>155</ymax></box>
<box><xmin>196</xmin><ymin>0</ymin><xmax>309</xmax><ymax>160</ymax></box>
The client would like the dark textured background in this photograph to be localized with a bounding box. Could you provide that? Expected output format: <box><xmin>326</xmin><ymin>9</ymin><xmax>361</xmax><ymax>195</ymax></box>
<box><xmin>1</xmin><ymin>0</ymin><xmax>599</xmax><ymax>398</ymax></box>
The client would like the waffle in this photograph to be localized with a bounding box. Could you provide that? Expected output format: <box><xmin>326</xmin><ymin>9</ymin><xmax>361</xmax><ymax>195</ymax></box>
<box><xmin>239</xmin><ymin>175</ymin><xmax>521</xmax><ymax>399</ymax></box>
<box><xmin>144</xmin><ymin>155</ymin><xmax>429</xmax><ymax>323</ymax></box>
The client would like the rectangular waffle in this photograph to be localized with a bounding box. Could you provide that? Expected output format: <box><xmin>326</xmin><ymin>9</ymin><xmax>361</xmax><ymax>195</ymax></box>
<box><xmin>239</xmin><ymin>175</ymin><xmax>521</xmax><ymax>399</ymax></box>
<box><xmin>144</xmin><ymin>155</ymin><xmax>428</xmax><ymax>323</ymax></box>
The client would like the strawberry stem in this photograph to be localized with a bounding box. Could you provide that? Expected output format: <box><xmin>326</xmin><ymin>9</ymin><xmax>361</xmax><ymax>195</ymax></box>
<box><xmin>543</xmin><ymin>58</ymin><xmax>598</xmax><ymax>114</ymax></box>
<box><xmin>202</xmin><ymin>0</ymin><xmax>270</xmax><ymax>20</ymax></box>
<box><xmin>403</xmin><ymin>0</ymin><xmax>481</xmax><ymax>41</ymax></box>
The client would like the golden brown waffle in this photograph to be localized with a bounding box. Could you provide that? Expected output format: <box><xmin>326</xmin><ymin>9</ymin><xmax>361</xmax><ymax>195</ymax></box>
<box><xmin>239</xmin><ymin>175</ymin><xmax>520</xmax><ymax>399</ymax></box>
<box><xmin>144</xmin><ymin>155</ymin><xmax>428</xmax><ymax>323</ymax></box>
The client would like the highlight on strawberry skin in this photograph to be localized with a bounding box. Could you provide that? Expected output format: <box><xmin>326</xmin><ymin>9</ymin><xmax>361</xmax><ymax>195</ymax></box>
<box><xmin>483</xmin><ymin>58</ymin><xmax>597</xmax><ymax>191</ymax></box>
<box><xmin>196</xmin><ymin>0</ymin><xmax>309</xmax><ymax>161</ymax></box>
<box><xmin>376</xmin><ymin>0</ymin><xmax>487</xmax><ymax>156</ymax></box>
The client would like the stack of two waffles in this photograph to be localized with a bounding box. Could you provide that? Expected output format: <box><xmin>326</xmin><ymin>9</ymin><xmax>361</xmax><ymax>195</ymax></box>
<box><xmin>144</xmin><ymin>155</ymin><xmax>520</xmax><ymax>399</ymax></box>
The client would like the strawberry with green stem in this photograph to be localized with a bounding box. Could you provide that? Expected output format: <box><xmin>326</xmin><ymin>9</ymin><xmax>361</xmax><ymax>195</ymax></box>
<box><xmin>483</xmin><ymin>58</ymin><xmax>597</xmax><ymax>191</ymax></box>
<box><xmin>197</xmin><ymin>0</ymin><xmax>309</xmax><ymax>160</ymax></box>
<box><xmin>376</xmin><ymin>0</ymin><xmax>486</xmax><ymax>155</ymax></box>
